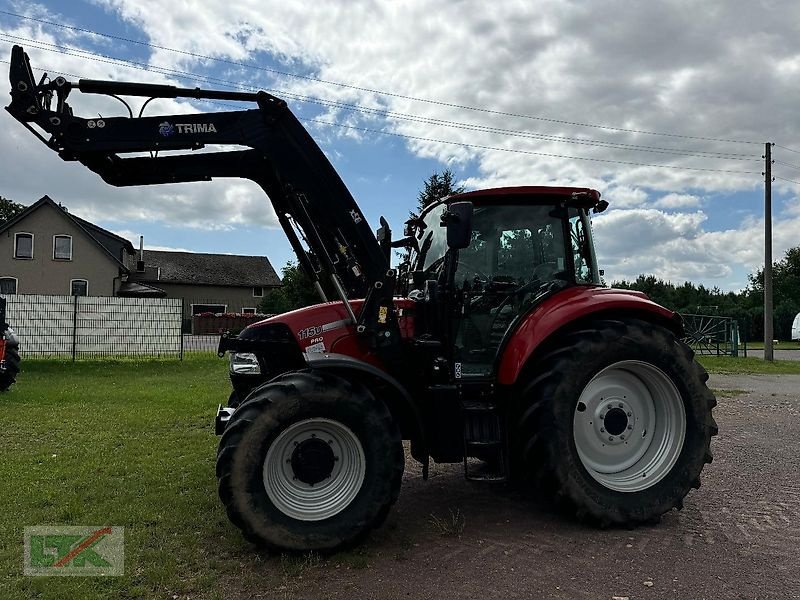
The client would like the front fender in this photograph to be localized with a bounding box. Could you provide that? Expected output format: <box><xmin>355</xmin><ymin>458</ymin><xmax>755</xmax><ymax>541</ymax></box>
<box><xmin>497</xmin><ymin>287</ymin><xmax>680</xmax><ymax>385</ymax></box>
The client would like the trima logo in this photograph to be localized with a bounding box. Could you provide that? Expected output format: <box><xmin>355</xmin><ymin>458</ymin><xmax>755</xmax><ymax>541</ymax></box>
<box><xmin>24</xmin><ymin>526</ymin><xmax>124</xmax><ymax>576</ymax></box>
<box><xmin>158</xmin><ymin>121</ymin><xmax>217</xmax><ymax>135</ymax></box>
<box><xmin>175</xmin><ymin>123</ymin><xmax>217</xmax><ymax>133</ymax></box>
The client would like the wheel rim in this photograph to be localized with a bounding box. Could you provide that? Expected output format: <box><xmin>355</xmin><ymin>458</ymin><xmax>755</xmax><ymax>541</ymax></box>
<box><xmin>263</xmin><ymin>418</ymin><xmax>366</xmax><ymax>521</ymax></box>
<box><xmin>572</xmin><ymin>360</ymin><xmax>686</xmax><ymax>493</ymax></box>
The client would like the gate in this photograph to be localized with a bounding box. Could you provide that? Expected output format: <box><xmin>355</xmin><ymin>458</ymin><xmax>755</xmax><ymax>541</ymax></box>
<box><xmin>680</xmin><ymin>313</ymin><xmax>741</xmax><ymax>357</ymax></box>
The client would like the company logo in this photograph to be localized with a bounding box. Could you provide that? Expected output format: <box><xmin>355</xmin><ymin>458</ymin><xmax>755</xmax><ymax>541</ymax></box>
<box><xmin>24</xmin><ymin>526</ymin><xmax>124</xmax><ymax>576</ymax></box>
<box><xmin>159</xmin><ymin>122</ymin><xmax>218</xmax><ymax>135</ymax></box>
<box><xmin>177</xmin><ymin>123</ymin><xmax>218</xmax><ymax>133</ymax></box>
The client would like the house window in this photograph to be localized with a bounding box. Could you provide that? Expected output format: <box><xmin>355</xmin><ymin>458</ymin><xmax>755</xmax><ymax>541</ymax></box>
<box><xmin>14</xmin><ymin>233</ymin><xmax>33</xmax><ymax>259</ymax></box>
<box><xmin>191</xmin><ymin>304</ymin><xmax>226</xmax><ymax>315</ymax></box>
<box><xmin>70</xmin><ymin>279</ymin><xmax>88</xmax><ymax>296</ymax></box>
<box><xmin>0</xmin><ymin>277</ymin><xmax>17</xmax><ymax>295</ymax></box>
<box><xmin>253</xmin><ymin>286</ymin><xmax>264</xmax><ymax>297</ymax></box>
<box><xmin>242</xmin><ymin>307</ymin><xmax>256</xmax><ymax>314</ymax></box>
<box><xmin>53</xmin><ymin>235</ymin><xmax>73</xmax><ymax>260</ymax></box>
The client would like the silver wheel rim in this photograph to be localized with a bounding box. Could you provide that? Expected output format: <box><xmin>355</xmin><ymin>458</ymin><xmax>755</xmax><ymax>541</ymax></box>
<box><xmin>263</xmin><ymin>418</ymin><xmax>366</xmax><ymax>521</ymax></box>
<box><xmin>572</xmin><ymin>360</ymin><xmax>687</xmax><ymax>493</ymax></box>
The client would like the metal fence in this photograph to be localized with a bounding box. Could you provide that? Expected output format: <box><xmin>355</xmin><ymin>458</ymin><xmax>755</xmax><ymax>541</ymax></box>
<box><xmin>3</xmin><ymin>294</ymin><xmax>185</xmax><ymax>359</ymax></box>
<box><xmin>680</xmin><ymin>313</ymin><xmax>742</xmax><ymax>357</ymax></box>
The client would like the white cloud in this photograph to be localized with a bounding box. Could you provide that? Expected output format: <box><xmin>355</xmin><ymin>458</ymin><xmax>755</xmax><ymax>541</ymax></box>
<box><xmin>653</xmin><ymin>193</ymin><xmax>702</xmax><ymax>209</ymax></box>
<box><xmin>5</xmin><ymin>1</ymin><xmax>800</xmax><ymax>290</ymax></box>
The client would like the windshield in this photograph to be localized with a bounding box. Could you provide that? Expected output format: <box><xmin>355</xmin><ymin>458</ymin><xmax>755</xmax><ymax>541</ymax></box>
<box><xmin>409</xmin><ymin>202</ymin><xmax>599</xmax><ymax>287</ymax></box>
<box><xmin>455</xmin><ymin>204</ymin><xmax>569</xmax><ymax>290</ymax></box>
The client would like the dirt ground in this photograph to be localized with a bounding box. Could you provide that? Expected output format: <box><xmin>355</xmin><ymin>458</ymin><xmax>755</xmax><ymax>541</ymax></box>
<box><xmin>228</xmin><ymin>374</ymin><xmax>800</xmax><ymax>600</ymax></box>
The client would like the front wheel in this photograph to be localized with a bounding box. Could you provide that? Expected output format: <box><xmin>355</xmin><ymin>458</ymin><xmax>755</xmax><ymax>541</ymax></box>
<box><xmin>216</xmin><ymin>370</ymin><xmax>404</xmax><ymax>551</ymax></box>
<box><xmin>515</xmin><ymin>318</ymin><xmax>717</xmax><ymax>526</ymax></box>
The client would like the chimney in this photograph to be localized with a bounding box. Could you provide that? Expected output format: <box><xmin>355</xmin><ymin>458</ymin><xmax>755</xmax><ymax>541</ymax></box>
<box><xmin>136</xmin><ymin>235</ymin><xmax>145</xmax><ymax>272</ymax></box>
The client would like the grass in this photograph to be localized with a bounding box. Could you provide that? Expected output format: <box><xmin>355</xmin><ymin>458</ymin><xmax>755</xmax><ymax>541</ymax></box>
<box><xmin>429</xmin><ymin>508</ymin><xmax>465</xmax><ymax>537</ymax></box>
<box><xmin>697</xmin><ymin>355</ymin><xmax>800</xmax><ymax>375</ymax></box>
<box><xmin>743</xmin><ymin>341</ymin><xmax>800</xmax><ymax>350</ymax></box>
<box><xmin>0</xmin><ymin>355</ymin><xmax>283</xmax><ymax>600</ymax></box>
<box><xmin>710</xmin><ymin>388</ymin><xmax>748</xmax><ymax>398</ymax></box>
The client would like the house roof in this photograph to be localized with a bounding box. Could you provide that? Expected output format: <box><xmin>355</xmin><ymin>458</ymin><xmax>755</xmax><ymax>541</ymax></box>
<box><xmin>0</xmin><ymin>195</ymin><xmax>135</xmax><ymax>270</ymax></box>
<box><xmin>117</xmin><ymin>280</ymin><xmax>167</xmax><ymax>297</ymax></box>
<box><xmin>131</xmin><ymin>250</ymin><xmax>281</xmax><ymax>287</ymax></box>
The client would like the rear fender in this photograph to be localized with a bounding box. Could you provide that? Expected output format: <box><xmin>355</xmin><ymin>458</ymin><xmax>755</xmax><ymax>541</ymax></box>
<box><xmin>497</xmin><ymin>287</ymin><xmax>681</xmax><ymax>385</ymax></box>
<box><xmin>304</xmin><ymin>352</ymin><xmax>426</xmax><ymax>455</ymax></box>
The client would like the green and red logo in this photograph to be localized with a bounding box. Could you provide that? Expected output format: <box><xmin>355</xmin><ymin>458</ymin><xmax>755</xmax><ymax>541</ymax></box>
<box><xmin>24</xmin><ymin>526</ymin><xmax>124</xmax><ymax>576</ymax></box>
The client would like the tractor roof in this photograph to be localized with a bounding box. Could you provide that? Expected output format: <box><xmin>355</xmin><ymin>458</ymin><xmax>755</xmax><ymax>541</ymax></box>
<box><xmin>448</xmin><ymin>186</ymin><xmax>601</xmax><ymax>205</ymax></box>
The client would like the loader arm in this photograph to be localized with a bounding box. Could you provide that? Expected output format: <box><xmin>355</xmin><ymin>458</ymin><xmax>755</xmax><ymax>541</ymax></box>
<box><xmin>6</xmin><ymin>45</ymin><xmax>397</xmax><ymax>345</ymax></box>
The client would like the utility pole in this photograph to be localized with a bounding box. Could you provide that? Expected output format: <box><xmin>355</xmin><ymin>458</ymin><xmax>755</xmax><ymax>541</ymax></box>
<box><xmin>764</xmin><ymin>142</ymin><xmax>774</xmax><ymax>361</ymax></box>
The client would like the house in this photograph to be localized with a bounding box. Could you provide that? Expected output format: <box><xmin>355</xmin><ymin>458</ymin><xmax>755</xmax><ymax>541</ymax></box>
<box><xmin>125</xmin><ymin>249</ymin><xmax>281</xmax><ymax>324</ymax></box>
<box><xmin>0</xmin><ymin>196</ymin><xmax>281</xmax><ymax>324</ymax></box>
<box><xmin>0</xmin><ymin>195</ymin><xmax>134</xmax><ymax>296</ymax></box>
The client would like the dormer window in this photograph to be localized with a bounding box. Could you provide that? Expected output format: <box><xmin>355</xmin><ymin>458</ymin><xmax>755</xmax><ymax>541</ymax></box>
<box><xmin>14</xmin><ymin>233</ymin><xmax>33</xmax><ymax>259</ymax></box>
<box><xmin>54</xmin><ymin>235</ymin><xmax>73</xmax><ymax>260</ymax></box>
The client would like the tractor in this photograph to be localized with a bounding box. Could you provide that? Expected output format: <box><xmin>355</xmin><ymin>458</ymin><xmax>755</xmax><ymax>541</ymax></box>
<box><xmin>7</xmin><ymin>45</ymin><xmax>716</xmax><ymax>552</ymax></box>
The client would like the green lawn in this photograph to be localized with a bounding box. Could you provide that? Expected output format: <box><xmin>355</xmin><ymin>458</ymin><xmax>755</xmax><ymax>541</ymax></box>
<box><xmin>697</xmin><ymin>355</ymin><xmax>800</xmax><ymax>375</ymax></box>
<box><xmin>0</xmin><ymin>356</ymin><xmax>284</xmax><ymax>600</ymax></box>
<box><xmin>742</xmin><ymin>341</ymin><xmax>800</xmax><ymax>350</ymax></box>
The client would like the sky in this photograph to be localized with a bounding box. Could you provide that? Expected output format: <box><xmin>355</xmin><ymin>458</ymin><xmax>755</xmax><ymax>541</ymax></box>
<box><xmin>1</xmin><ymin>0</ymin><xmax>799</xmax><ymax>291</ymax></box>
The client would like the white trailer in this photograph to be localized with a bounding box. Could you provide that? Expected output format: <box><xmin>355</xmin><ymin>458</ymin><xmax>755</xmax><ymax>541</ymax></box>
<box><xmin>793</xmin><ymin>312</ymin><xmax>800</xmax><ymax>341</ymax></box>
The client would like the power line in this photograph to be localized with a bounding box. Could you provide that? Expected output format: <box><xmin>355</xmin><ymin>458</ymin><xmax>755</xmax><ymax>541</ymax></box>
<box><xmin>305</xmin><ymin>118</ymin><xmax>760</xmax><ymax>175</ymax></box>
<box><xmin>0</xmin><ymin>35</ymin><xmax>761</xmax><ymax>163</ymax></box>
<box><xmin>774</xmin><ymin>175</ymin><xmax>800</xmax><ymax>185</ymax></box>
<box><xmin>774</xmin><ymin>144</ymin><xmax>800</xmax><ymax>156</ymax></box>
<box><xmin>0</xmin><ymin>8</ymin><xmax>764</xmax><ymax>145</ymax></box>
<box><xmin>774</xmin><ymin>159</ymin><xmax>800</xmax><ymax>172</ymax></box>
<box><xmin>0</xmin><ymin>50</ymin><xmax>761</xmax><ymax>176</ymax></box>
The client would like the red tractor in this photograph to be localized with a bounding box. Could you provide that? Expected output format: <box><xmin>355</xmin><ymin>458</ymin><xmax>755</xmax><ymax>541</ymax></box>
<box><xmin>8</xmin><ymin>46</ymin><xmax>716</xmax><ymax>552</ymax></box>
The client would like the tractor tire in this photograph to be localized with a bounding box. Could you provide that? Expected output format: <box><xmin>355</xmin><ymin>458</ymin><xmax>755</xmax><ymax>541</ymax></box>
<box><xmin>227</xmin><ymin>389</ymin><xmax>241</xmax><ymax>408</ymax></box>
<box><xmin>216</xmin><ymin>370</ymin><xmax>404</xmax><ymax>552</ymax></box>
<box><xmin>515</xmin><ymin>318</ymin><xmax>717</xmax><ymax>527</ymax></box>
<box><xmin>0</xmin><ymin>329</ymin><xmax>20</xmax><ymax>392</ymax></box>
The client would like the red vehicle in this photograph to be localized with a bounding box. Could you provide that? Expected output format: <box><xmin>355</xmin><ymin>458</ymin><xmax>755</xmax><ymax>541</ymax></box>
<box><xmin>8</xmin><ymin>45</ymin><xmax>716</xmax><ymax>552</ymax></box>
<box><xmin>0</xmin><ymin>298</ymin><xmax>20</xmax><ymax>391</ymax></box>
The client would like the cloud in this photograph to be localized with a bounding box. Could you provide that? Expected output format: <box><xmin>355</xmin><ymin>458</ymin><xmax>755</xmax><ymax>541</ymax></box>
<box><xmin>108</xmin><ymin>229</ymin><xmax>191</xmax><ymax>252</ymax></box>
<box><xmin>4</xmin><ymin>1</ymin><xmax>800</xmax><ymax>290</ymax></box>
<box><xmin>653</xmin><ymin>193</ymin><xmax>702</xmax><ymax>209</ymax></box>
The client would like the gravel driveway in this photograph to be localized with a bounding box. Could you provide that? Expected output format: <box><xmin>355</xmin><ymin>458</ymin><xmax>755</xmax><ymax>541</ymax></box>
<box><xmin>228</xmin><ymin>373</ymin><xmax>800</xmax><ymax>600</ymax></box>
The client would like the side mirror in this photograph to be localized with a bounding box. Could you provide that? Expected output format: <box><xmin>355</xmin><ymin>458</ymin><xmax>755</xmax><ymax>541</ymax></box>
<box><xmin>441</xmin><ymin>201</ymin><xmax>473</xmax><ymax>250</ymax></box>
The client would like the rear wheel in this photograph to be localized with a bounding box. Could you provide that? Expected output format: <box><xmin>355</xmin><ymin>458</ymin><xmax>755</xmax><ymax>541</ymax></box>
<box><xmin>216</xmin><ymin>370</ymin><xmax>404</xmax><ymax>551</ymax></box>
<box><xmin>0</xmin><ymin>329</ymin><xmax>20</xmax><ymax>392</ymax></box>
<box><xmin>515</xmin><ymin>318</ymin><xmax>717</xmax><ymax>526</ymax></box>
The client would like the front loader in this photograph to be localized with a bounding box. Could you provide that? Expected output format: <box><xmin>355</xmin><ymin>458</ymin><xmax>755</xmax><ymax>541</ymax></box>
<box><xmin>7</xmin><ymin>45</ymin><xmax>716</xmax><ymax>552</ymax></box>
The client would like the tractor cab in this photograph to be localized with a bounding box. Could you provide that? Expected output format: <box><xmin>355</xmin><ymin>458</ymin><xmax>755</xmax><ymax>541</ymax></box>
<box><xmin>406</xmin><ymin>187</ymin><xmax>607</xmax><ymax>378</ymax></box>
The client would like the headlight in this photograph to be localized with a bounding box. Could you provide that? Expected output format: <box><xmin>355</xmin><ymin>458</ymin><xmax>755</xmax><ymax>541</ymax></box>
<box><xmin>229</xmin><ymin>352</ymin><xmax>261</xmax><ymax>375</ymax></box>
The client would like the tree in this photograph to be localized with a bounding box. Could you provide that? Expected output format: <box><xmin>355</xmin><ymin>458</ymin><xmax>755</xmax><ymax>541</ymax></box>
<box><xmin>412</xmin><ymin>169</ymin><xmax>464</xmax><ymax>219</ymax></box>
<box><xmin>0</xmin><ymin>195</ymin><xmax>25</xmax><ymax>224</ymax></box>
<box><xmin>399</xmin><ymin>169</ymin><xmax>465</xmax><ymax>264</ymax></box>
<box><xmin>746</xmin><ymin>246</ymin><xmax>800</xmax><ymax>340</ymax></box>
<box><xmin>259</xmin><ymin>261</ymin><xmax>322</xmax><ymax>314</ymax></box>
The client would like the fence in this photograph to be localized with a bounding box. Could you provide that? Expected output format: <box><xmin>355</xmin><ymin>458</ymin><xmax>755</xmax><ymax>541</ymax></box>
<box><xmin>680</xmin><ymin>313</ymin><xmax>743</xmax><ymax>357</ymax></box>
<box><xmin>3</xmin><ymin>294</ymin><xmax>184</xmax><ymax>359</ymax></box>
